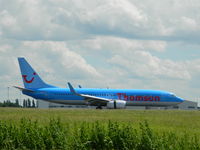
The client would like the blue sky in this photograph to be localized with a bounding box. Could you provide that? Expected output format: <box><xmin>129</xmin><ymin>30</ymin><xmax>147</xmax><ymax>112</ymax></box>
<box><xmin>0</xmin><ymin>0</ymin><xmax>200</xmax><ymax>103</ymax></box>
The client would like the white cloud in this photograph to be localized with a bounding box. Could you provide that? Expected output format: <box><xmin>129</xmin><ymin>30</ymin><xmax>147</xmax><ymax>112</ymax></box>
<box><xmin>181</xmin><ymin>17</ymin><xmax>198</xmax><ymax>30</ymax></box>
<box><xmin>0</xmin><ymin>10</ymin><xmax>16</xmax><ymax>27</ymax></box>
<box><xmin>108</xmin><ymin>51</ymin><xmax>191</xmax><ymax>80</ymax></box>
<box><xmin>0</xmin><ymin>44</ymin><xmax>12</xmax><ymax>52</ymax></box>
<box><xmin>21</xmin><ymin>41</ymin><xmax>101</xmax><ymax>79</ymax></box>
<box><xmin>77</xmin><ymin>36</ymin><xmax>167</xmax><ymax>52</ymax></box>
<box><xmin>0</xmin><ymin>0</ymin><xmax>200</xmax><ymax>102</ymax></box>
<box><xmin>51</xmin><ymin>0</ymin><xmax>148</xmax><ymax>38</ymax></box>
<box><xmin>1</xmin><ymin>0</ymin><xmax>200</xmax><ymax>41</ymax></box>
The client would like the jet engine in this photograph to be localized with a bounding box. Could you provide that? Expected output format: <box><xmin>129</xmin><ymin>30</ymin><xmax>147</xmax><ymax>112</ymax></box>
<box><xmin>107</xmin><ymin>100</ymin><xmax>126</xmax><ymax>109</ymax></box>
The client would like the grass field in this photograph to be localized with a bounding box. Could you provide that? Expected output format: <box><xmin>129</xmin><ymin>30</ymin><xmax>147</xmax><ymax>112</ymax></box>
<box><xmin>1</xmin><ymin>108</ymin><xmax>200</xmax><ymax>133</ymax></box>
<box><xmin>0</xmin><ymin>108</ymin><xmax>200</xmax><ymax>149</ymax></box>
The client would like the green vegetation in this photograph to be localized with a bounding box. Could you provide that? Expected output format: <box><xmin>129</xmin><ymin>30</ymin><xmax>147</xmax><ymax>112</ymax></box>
<box><xmin>0</xmin><ymin>99</ymin><xmax>36</xmax><ymax>108</ymax></box>
<box><xmin>22</xmin><ymin>99</ymin><xmax>37</xmax><ymax>108</ymax></box>
<box><xmin>0</xmin><ymin>100</ymin><xmax>21</xmax><ymax>107</ymax></box>
<box><xmin>0</xmin><ymin>108</ymin><xmax>200</xmax><ymax>149</ymax></box>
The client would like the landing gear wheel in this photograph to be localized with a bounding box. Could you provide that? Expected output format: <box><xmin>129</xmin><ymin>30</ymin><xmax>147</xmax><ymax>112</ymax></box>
<box><xmin>96</xmin><ymin>106</ymin><xmax>102</xmax><ymax>109</ymax></box>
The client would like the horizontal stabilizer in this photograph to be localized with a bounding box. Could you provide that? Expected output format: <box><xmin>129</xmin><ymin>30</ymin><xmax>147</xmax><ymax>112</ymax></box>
<box><xmin>13</xmin><ymin>86</ymin><xmax>35</xmax><ymax>92</ymax></box>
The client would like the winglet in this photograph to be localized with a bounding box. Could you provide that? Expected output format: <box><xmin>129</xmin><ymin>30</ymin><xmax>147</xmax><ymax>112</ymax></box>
<box><xmin>67</xmin><ymin>82</ymin><xmax>80</xmax><ymax>95</ymax></box>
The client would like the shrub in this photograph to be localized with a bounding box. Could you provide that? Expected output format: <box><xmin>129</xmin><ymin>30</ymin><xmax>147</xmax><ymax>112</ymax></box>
<box><xmin>0</xmin><ymin>119</ymin><xmax>199</xmax><ymax>150</ymax></box>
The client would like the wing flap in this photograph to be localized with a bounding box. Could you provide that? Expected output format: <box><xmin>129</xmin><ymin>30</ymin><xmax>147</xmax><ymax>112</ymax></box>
<box><xmin>79</xmin><ymin>94</ymin><xmax>110</xmax><ymax>105</ymax></box>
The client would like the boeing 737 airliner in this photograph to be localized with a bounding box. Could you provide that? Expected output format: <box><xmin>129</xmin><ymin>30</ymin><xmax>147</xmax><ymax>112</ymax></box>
<box><xmin>14</xmin><ymin>58</ymin><xmax>184</xmax><ymax>109</ymax></box>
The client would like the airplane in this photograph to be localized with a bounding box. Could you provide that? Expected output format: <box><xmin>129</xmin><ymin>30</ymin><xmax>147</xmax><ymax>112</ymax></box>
<box><xmin>14</xmin><ymin>57</ymin><xmax>184</xmax><ymax>109</ymax></box>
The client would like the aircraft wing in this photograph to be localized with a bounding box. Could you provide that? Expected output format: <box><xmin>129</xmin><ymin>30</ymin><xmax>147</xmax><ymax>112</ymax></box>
<box><xmin>77</xmin><ymin>94</ymin><xmax>110</xmax><ymax>105</ymax></box>
<box><xmin>13</xmin><ymin>86</ymin><xmax>35</xmax><ymax>92</ymax></box>
<box><xmin>67</xmin><ymin>82</ymin><xmax>110</xmax><ymax>105</ymax></box>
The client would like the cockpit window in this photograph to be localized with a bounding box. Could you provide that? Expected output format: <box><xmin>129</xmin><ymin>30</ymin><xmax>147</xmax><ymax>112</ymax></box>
<box><xmin>170</xmin><ymin>94</ymin><xmax>176</xmax><ymax>97</ymax></box>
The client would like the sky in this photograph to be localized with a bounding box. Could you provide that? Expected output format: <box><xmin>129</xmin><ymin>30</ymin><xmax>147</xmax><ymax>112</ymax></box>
<box><xmin>0</xmin><ymin>0</ymin><xmax>200</xmax><ymax>103</ymax></box>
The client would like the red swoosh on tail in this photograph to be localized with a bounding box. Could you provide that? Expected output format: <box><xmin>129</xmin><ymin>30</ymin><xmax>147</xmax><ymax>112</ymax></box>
<box><xmin>22</xmin><ymin>72</ymin><xmax>36</xmax><ymax>83</ymax></box>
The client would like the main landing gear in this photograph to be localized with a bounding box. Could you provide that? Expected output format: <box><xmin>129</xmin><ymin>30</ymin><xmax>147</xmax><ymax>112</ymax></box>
<box><xmin>96</xmin><ymin>106</ymin><xmax>102</xmax><ymax>109</ymax></box>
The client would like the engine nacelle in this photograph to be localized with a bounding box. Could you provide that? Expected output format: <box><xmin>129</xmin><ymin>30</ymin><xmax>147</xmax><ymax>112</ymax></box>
<box><xmin>107</xmin><ymin>100</ymin><xmax>126</xmax><ymax>109</ymax></box>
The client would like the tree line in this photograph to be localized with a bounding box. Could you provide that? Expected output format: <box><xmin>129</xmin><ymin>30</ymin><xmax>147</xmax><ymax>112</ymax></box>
<box><xmin>0</xmin><ymin>99</ymin><xmax>37</xmax><ymax>108</ymax></box>
<box><xmin>22</xmin><ymin>99</ymin><xmax>36</xmax><ymax>108</ymax></box>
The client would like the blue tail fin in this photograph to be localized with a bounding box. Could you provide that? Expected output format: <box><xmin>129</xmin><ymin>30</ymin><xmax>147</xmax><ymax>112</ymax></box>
<box><xmin>18</xmin><ymin>57</ymin><xmax>55</xmax><ymax>89</ymax></box>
